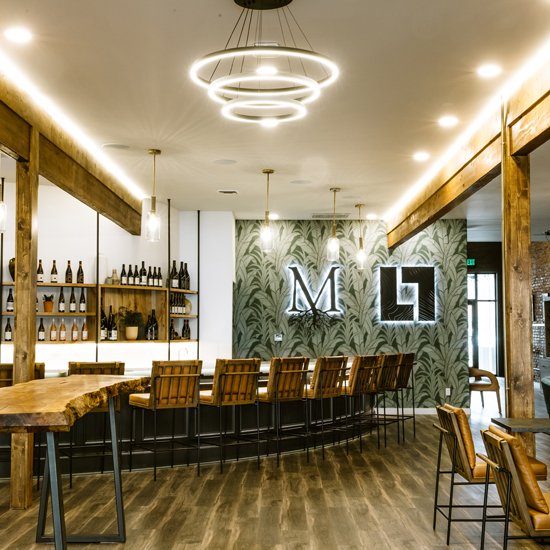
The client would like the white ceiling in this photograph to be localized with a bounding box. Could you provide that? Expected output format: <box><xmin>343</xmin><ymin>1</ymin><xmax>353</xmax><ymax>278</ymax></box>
<box><xmin>2</xmin><ymin>0</ymin><xmax>550</xmax><ymax>229</ymax></box>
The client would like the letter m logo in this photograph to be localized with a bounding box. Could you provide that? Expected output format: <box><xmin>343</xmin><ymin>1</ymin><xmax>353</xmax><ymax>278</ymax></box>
<box><xmin>288</xmin><ymin>266</ymin><xmax>340</xmax><ymax>314</ymax></box>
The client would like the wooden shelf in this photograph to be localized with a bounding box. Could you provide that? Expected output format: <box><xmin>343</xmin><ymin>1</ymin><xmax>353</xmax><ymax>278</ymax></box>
<box><xmin>170</xmin><ymin>288</ymin><xmax>198</xmax><ymax>295</ymax></box>
<box><xmin>4</xmin><ymin>312</ymin><xmax>95</xmax><ymax>317</ymax></box>
<box><xmin>101</xmin><ymin>284</ymin><xmax>168</xmax><ymax>292</ymax></box>
<box><xmin>35</xmin><ymin>340</ymin><xmax>93</xmax><ymax>345</ymax></box>
<box><xmin>3</xmin><ymin>282</ymin><xmax>95</xmax><ymax>288</ymax></box>
<box><xmin>99</xmin><ymin>340</ymin><xmax>169</xmax><ymax>344</ymax></box>
<box><xmin>170</xmin><ymin>314</ymin><xmax>198</xmax><ymax>319</ymax></box>
<box><xmin>170</xmin><ymin>339</ymin><xmax>198</xmax><ymax>343</ymax></box>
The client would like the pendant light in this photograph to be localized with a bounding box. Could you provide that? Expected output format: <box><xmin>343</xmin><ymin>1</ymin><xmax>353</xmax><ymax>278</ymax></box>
<box><xmin>260</xmin><ymin>169</ymin><xmax>274</xmax><ymax>253</ymax></box>
<box><xmin>0</xmin><ymin>178</ymin><xmax>6</xmax><ymax>234</ymax></box>
<box><xmin>146</xmin><ymin>149</ymin><xmax>161</xmax><ymax>243</ymax></box>
<box><xmin>356</xmin><ymin>204</ymin><xmax>366</xmax><ymax>270</ymax></box>
<box><xmin>327</xmin><ymin>188</ymin><xmax>340</xmax><ymax>262</ymax></box>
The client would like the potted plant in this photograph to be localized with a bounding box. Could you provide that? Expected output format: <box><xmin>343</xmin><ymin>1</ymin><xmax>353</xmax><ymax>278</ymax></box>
<box><xmin>43</xmin><ymin>294</ymin><xmax>54</xmax><ymax>313</ymax></box>
<box><xmin>117</xmin><ymin>307</ymin><xmax>144</xmax><ymax>341</ymax></box>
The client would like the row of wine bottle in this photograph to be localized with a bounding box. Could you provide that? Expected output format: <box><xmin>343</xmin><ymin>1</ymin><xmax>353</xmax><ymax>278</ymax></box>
<box><xmin>170</xmin><ymin>261</ymin><xmax>191</xmax><ymax>290</ymax></box>
<box><xmin>120</xmin><ymin>262</ymin><xmax>163</xmax><ymax>287</ymax></box>
<box><xmin>4</xmin><ymin>318</ymin><xmax>91</xmax><ymax>342</ymax></box>
<box><xmin>37</xmin><ymin>260</ymin><xmax>84</xmax><ymax>284</ymax></box>
<box><xmin>170</xmin><ymin>293</ymin><xmax>189</xmax><ymax>315</ymax></box>
<box><xmin>145</xmin><ymin>311</ymin><xmax>160</xmax><ymax>341</ymax></box>
<box><xmin>170</xmin><ymin>319</ymin><xmax>192</xmax><ymax>341</ymax></box>
<box><xmin>100</xmin><ymin>303</ymin><xmax>118</xmax><ymax>341</ymax></box>
<box><xmin>8</xmin><ymin>288</ymin><xmax>88</xmax><ymax>313</ymax></box>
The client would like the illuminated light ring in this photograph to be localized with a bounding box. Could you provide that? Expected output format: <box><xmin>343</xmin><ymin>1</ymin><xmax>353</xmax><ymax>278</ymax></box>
<box><xmin>190</xmin><ymin>46</ymin><xmax>339</xmax><ymax>90</ymax></box>
<box><xmin>221</xmin><ymin>96</ymin><xmax>307</xmax><ymax>124</ymax></box>
<box><xmin>208</xmin><ymin>72</ymin><xmax>321</xmax><ymax>105</ymax></box>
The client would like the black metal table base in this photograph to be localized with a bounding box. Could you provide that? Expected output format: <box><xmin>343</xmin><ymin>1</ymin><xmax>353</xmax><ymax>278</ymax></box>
<box><xmin>35</xmin><ymin>397</ymin><xmax>126</xmax><ymax>550</ymax></box>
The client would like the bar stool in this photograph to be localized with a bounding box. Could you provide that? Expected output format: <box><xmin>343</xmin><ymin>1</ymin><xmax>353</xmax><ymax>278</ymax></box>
<box><xmin>395</xmin><ymin>352</ymin><xmax>416</xmax><ymax>440</ymax></box>
<box><xmin>257</xmin><ymin>356</ymin><xmax>310</xmax><ymax>466</ymax></box>
<box><xmin>306</xmin><ymin>356</ymin><xmax>348</xmax><ymax>459</ymax></box>
<box><xmin>342</xmin><ymin>355</ymin><xmax>383</xmax><ymax>452</ymax></box>
<box><xmin>199</xmin><ymin>358</ymin><xmax>261</xmax><ymax>474</ymax></box>
<box><xmin>67</xmin><ymin>361</ymin><xmax>125</xmax><ymax>487</ymax></box>
<box><xmin>128</xmin><ymin>360</ymin><xmax>202</xmax><ymax>480</ymax></box>
<box><xmin>376</xmin><ymin>353</ymin><xmax>401</xmax><ymax>447</ymax></box>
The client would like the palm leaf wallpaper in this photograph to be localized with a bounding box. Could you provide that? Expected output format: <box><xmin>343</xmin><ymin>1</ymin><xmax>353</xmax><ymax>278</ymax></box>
<box><xmin>233</xmin><ymin>219</ymin><xmax>469</xmax><ymax>408</ymax></box>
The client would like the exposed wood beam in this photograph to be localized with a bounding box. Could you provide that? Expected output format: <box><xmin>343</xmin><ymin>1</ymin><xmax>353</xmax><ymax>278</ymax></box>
<box><xmin>386</xmin><ymin>56</ymin><xmax>550</xmax><ymax>248</ymax></box>
<box><xmin>0</xmin><ymin>100</ymin><xmax>30</xmax><ymax>161</ymax></box>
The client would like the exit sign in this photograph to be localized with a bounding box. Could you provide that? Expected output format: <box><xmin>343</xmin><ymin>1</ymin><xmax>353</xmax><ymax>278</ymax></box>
<box><xmin>467</xmin><ymin>259</ymin><xmax>475</xmax><ymax>266</ymax></box>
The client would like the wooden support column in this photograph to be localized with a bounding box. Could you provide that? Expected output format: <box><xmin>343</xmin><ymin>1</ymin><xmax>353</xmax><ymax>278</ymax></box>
<box><xmin>502</xmin><ymin>104</ymin><xmax>535</xmax><ymax>456</ymax></box>
<box><xmin>10</xmin><ymin>127</ymin><xmax>39</xmax><ymax>509</ymax></box>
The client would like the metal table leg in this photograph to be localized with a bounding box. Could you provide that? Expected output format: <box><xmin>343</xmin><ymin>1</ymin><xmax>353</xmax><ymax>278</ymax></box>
<box><xmin>36</xmin><ymin>396</ymin><xmax>126</xmax><ymax>546</ymax></box>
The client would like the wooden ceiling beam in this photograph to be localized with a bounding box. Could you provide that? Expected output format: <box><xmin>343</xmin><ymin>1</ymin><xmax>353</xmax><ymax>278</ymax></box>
<box><xmin>386</xmin><ymin>56</ymin><xmax>550</xmax><ymax>248</ymax></box>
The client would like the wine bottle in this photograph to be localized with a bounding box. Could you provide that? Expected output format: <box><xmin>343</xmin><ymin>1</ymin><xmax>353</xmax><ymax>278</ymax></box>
<box><xmin>38</xmin><ymin>318</ymin><xmax>45</xmax><ymax>342</ymax></box>
<box><xmin>109</xmin><ymin>306</ymin><xmax>117</xmax><ymax>341</ymax></box>
<box><xmin>100</xmin><ymin>298</ymin><xmax>107</xmax><ymax>341</ymax></box>
<box><xmin>183</xmin><ymin>263</ymin><xmax>190</xmax><ymax>290</ymax></box>
<box><xmin>145</xmin><ymin>315</ymin><xmax>152</xmax><ymax>341</ymax></box>
<box><xmin>140</xmin><ymin>261</ymin><xmax>147</xmax><ymax>286</ymax></box>
<box><xmin>72</xmin><ymin>319</ymin><xmax>78</xmax><ymax>341</ymax></box>
<box><xmin>147</xmin><ymin>266</ymin><xmax>154</xmax><ymax>287</ymax></box>
<box><xmin>170</xmin><ymin>319</ymin><xmax>175</xmax><ymax>340</ymax></box>
<box><xmin>69</xmin><ymin>288</ymin><xmax>76</xmax><ymax>312</ymax></box>
<box><xmin>59</xmin><ymin>288</ymin><xmax>65</xmax><ymax>312</ymax></box>
<box><xmin>179</xmin><ymin>294</ymin><xmax>184</xmax><ymax>315</ymax></box>
<box><xmin>182</xmin><ymin>320</ymin><xmax>187</xmax><ymax>340</ymax></box>
<box><xmin>157</xmin><ymin>267</ymin><xmax>162</xmax><ymax>287</ymax></box>
<box><xmin>4</xmin><ymin>319</ymin><xmax>12</xmax><ymax>342</ymax></box>
<box><xmin>51</xmin><ymin>260</ymin><xmax>58</xmax><ymax>283</ymax></box>
<box><xmin>60</xmin><ymin>318</ymin><xmax>66</xmax><ymax>341</ymax></box>
<box><xmin>77</xmin><ymin>261</ymin><xmax>84</xmax><ymax>284</ymax></box>
<box><xmin>79</xmin><ymin>289</ymin><xmax>86</xmax><ymax>313</ymax></box>
<box><xmin>107</xmin><ymin>305</ymin><xmax>112</xmax><ymax>340</ymax></box>
<box><xmin>178</xmin><ymin>262</ymin><xmax>185</xmax><ymax>289</ymax></box>
<box><xmin>171</xmin><ymin>261</ymin><xmax>178</xmax><ymax>288</ymax></box>
<box><xmin>152</xmin><ymin>267</ymin><xmax>158</xmax><ymax>287</ymax></box>
<box><xmin>37</xmin><ymin>259</ymin><xmax>44</xmax><ymax>283</ymax></box>
<box><xmin>121</xmin><ymin>264</ymin><xmax>127</xmax><ymax>286</ymax></box>
<box><xmin>135</xmin><ymin>265</ymin><xmax>139</xmax><ymax>286</ymax></box>
<box><xmin>127</xmin><ymin>264</ymin><xmax>134</xmax><ymax>286</ymax></box>
<box><xmin>65</xmin><ymin>261</ymin><xmax>72</xmax><ymax>283</ymax></box>
<box><xmin>6</xmin><ymin>288</ymin><xmax>14</xmax><ymax>312</ymax></box>
<box><xmin>151</xmin><ymin>309</ymin><xmax>158</xmax><ymax>341</ymax></box>
<box><xmin>82</xmin><ymin>319</ymin><xmax>88</xmax><ymax>341</ymax></box>
<box><xmin>187</xmin><ymin>320</ymin><xmax>192</xmax><ymax>340</ymax></box>
<box><xmin>50</xmin><ymin>320</ymin><xmax>57</xmax><ymax>342</ymax></box>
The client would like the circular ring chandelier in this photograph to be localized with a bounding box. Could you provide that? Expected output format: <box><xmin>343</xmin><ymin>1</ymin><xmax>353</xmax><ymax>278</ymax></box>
<box><xmin>190</xmin><ymin>0</ymin><xmax>339</xmax><ymax>127</ymax></box>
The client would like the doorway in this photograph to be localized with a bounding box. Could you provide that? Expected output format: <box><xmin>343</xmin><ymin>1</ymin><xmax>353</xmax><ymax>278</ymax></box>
<box><xmin>468</xmin><ymin>273</ymin><xmax>498</xmax><ymax>374</ymax></box>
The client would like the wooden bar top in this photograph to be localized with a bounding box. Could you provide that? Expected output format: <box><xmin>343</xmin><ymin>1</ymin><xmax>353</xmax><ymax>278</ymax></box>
<box><xmin>0</xmin><ymin>375</ymin><xmax>150</xmax><ymax>433</ymax></box>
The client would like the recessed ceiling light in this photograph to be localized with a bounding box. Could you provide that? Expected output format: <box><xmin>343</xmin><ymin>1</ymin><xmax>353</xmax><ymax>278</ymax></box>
<box><xmin>102</xmin><ymin>143</ymin><xmax>129</xmax><ymax>149</ymax></box>
<box><xmin>217</xmin><ymin>190</ymin><xmax>238</xmax><ymax>195</ymax></box>
<box><xmin>439</xmin><ymin>116</ymin><xmax>459</xmax><ymax>127</ymax></box>
<box><xmin>212</xmin><ymin>159</ymin><xmax>237</xmax><ymax>165</ymax></box>
<box><xmin>291</xmin><ymin>179</ymin><xmax>312</xmax><ymax>184</ymax></box>
<box><xmin>366</xmin><ymin>213</ymin><xmax>377</xmax><ymax>220</ymax></box>
<box><xmin>478</xmin><ymin>64</ymin><xmax>502</xmax><ymax>78</ymax></box>
<box><xmin>256</xmin><ymin>66</ymin><xmax>277</xmax><ymax>76</ymax></box>
<box><xmin>343</xmin><ymin>195</ymin><xmax>361</xmax><ymax>200</ymax></box>
<box><xmin>269</xmin><ymin>213</ymin><xmax>279</xmax><ymax>220</ymax></box>
<box><xmin>4</xmin><ymin>28</ymin><xmax>32</xmax><ymax>43</ymax></box>
<box><xmin>413</xmin><ymin>152</ymin><xmax>430</xmax><ymax>161</ymax></box>
<box><xmin>261</xmin><ymin>119</ymin><xmax>279</xmax><ymax>128</ymax></box>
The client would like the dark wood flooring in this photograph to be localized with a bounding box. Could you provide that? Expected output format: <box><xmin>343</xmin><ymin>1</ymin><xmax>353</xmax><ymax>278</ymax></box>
<box><xmin>1</xmin><ymin>385</ymin><xmax>550</xmax><ymax>549</ymax></box>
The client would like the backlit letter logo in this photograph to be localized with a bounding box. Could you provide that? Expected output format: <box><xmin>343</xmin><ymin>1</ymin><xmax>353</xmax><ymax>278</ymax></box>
<box><xmin>288</xmin><ymin>266</ymin><xmax>340</xmax><ymax>314</ymax></box>
<box><xmin>380</xmin><ymin>266</ymin><xmax>435</xmax><ymax>322</ymax></box>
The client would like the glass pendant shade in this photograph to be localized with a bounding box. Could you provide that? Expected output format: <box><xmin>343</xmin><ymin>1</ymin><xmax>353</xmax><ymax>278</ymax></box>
<box><xmin>327</xmin><ymin>236</ymin><xmax>339</xmax><ymax>262</ymax></box>
<box><xmin>146</xmin><ymin>196</ymin><xmax>160</xmax><ymax>242</ymax></box>
<box><xmin>0</xmin><ymin>200</ymin><xmax>7</xmax><ymax>234</ymax></box>
<box><xmin>356</xmin><ymin>248</ymin><xmax>366</xmax><ymax>270</ymax></box>
<box><xmin>261</xmin><ymin>224</ymin><xmax>274</xmax><ymax>253</ymax></box>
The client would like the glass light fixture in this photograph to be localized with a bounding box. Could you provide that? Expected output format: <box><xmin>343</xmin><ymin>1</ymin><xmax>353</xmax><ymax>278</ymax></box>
<box><xmin>146</xmin><ymin>149</ymin><xmax>161</xmax><ymax>243</ymax></box>
<box><xmin>356</xmin><ymin>204</ymin><xmax>366</xmax><ymax>270</ymax></box>
<box><xmin>261</xmin><ymin>169</ymin><xmax>274</xmax><ymax>253</ymax></box>
<box><xmin>0</xmin><ymin>177</ymin><xmax>6</xmax><ymax>234</ymax></box>
<box><xmin>327</xmin><ymin>188</ymin><xmax>340</xmax><ymax>262</ymax></box>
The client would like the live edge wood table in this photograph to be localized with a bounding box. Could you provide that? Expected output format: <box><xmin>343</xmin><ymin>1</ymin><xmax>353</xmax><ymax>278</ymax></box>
<box><xmin>0</xmin><ymin>375</ymin><xmax>150</xmax><ymax>550</ymax></box>
<box><xmin>491</xmin><ymin>417</ymin><xmax>550</xmax><ymax>435</ymax></box>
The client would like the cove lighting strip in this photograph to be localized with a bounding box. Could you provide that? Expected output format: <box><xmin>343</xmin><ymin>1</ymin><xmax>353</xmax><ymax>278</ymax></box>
<box><xmin>384</xmin><ymin>32</ymin><xmax>550</xmax><ymax>222</ymax></box>
<box><xmin>0</xmin><ymin>48</ymin><xmax>146</xmax><ymax>201</ymax></box>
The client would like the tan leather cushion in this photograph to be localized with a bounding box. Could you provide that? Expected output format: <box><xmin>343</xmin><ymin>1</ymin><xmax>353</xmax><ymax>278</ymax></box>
<box><xmin>472</xmin><ymin>461</ymin><xmax>495</xmax><ymax>479</ymax></box>
<box><xmin>199</xmin><ymin>390</ymin><xmax>214</xmax><ymax>404</ymax></box>
<box><xmin>444</xmin><ymin>404</ymin><xmax>476</xmax><ymax>470</ymax></box>
<box><xmin>489</xmin><ymin>425</ymin><xmax>549</xmax><ymax>514</ymax></box>
<box><xmin>529</xmin><ymin>494</ymin><xmax>550</xmax><ymax>530</ymax></box>
<box><xmin>129</xmin><ymin>393</ymin><xmax>150</xmax><ymax>408</ymax></box>
<box><xmin>257</xmin><ymin>387</ymin><xmax>269</xmax><ymax>402</ymax></box>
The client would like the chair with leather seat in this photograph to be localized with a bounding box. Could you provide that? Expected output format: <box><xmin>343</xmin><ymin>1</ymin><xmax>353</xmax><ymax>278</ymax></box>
<box><xmin>469</xmin><ymin>367</ymin><xmax>502</xmax><ymax>414</ymax></box>
<box><xmin>395</xmin><ymin>352</ymin><xmax>416</xmax><ymax>440</ymax></box>
<box><xmin>257</xmin><ymin>356</ymin><xmax>310</xmax><ymax>466</ymax></box>
<box><xmin>479</xmin><ymin>426</ymin><xmax>550</xmax><ymax>549</ymax></box>
<box><xmin>199</xmin><ymin>358</ymin><xmax>261</xmax><ymax>473</ymax></box>
<box><xmin>306</xmin><ymin>355</ymin><xmax>348</xmax><ymax>459</ymax></box>
<box><xmin>128</xmin><ymin>360</ymin><xmax>202</xmax><ymax>480</ymax></box>
<box><xmin>433</xmin><ymin>405</ymin><xmax>547</xmax><ymax>546</ymax></box>
<box><xmin>342</xmin><ymin>355</ymin><xmax>383</xmax><ymax>452</ymax></box>
<box><xmin>376</xmin><ymin>353</ymin><xmax>402</xmax><ymax>447</ymax></box>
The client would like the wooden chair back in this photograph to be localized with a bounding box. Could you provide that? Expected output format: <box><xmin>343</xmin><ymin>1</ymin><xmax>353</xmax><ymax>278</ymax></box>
<box><xmin>378</xmin><ymin>353</ymin><xmax>400</xmax><ymax>392</ymax></box>
<box><xmin>347</xmin><ymin>355</ymin><xmax>382</xmax><ymax>396</ymax></box>
<box><xmin>68</xmin><ymin>361</ymin><xmax>125</xmax><ymax>412</ymax></box>
<box><xmin>149</xmin><ymin>360</ymin><xmax>202</xmax><ymax>409</ymax></box>
<box><xmin>0</xmin><ymin>363</ymin><xmax>45</xmax><ymax>387</ymax></box>
<box><xmin>469</xmin><ymin>367</ymin><xmax>500</xmax><ymax>392</ymax></box>
<box><xmin>435</xmin><ymin>405</ymin><xmax>473</xmax><ymax>482</ymax></box>
<box><xmin>265</xmin><ymin>357</ymin><xmax>309</xmax><ymax>402</ymax></box>
<box><xmin>396</xmin><ymin>352</ymin><xmax>415</xmax><ymax>389</ymax></box>
<box><xmin>309</xmin><ymin>356</ymin><xmax>348</xmax><ymax>399</ymax></box>
<box><xmin>480</xmin><ymin>429</ymin><xmax>534</xmax><ymax>536</ymax></box>
<box><xmin>211</xmin><ymin>358</ymin><xmax>262</xmax><ymax>406</ymax></box>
